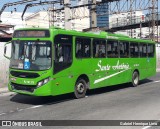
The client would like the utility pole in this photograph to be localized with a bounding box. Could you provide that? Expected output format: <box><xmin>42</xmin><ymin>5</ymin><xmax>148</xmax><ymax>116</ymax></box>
<box><xmin>151</xmin><ymin>0</ymin><xmax>155</xmax><ymax>41</ymax></box>
<box><xmin>149</xmin><ymin>0</ymin><xmax>157</xmax><ymax>41</ymax></box>
<box><xmin>49</xmin><ymin>4</ymin><xmax>54</xmax><ymax>27</ymax></box>
<box><xmin>90</xmin><ymin>0</ymin><xmax>97</xmax><ymax>28</ymax></box>
<box><xmin>130</xmin><ymin>0</ymin><xmax>133</xmax><ymax>38</ymax></box>
<box><xmin>64</xmin><ymin>0</ymin><xmax>71</xmax><ymax>29</ymax></box>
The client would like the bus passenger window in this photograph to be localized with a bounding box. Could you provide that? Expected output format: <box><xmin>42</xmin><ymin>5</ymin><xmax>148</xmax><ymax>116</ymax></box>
<box><xmin>147</xmin><ymin>44</ymin><xmax>154</xmax><ymax>57</ymax></box>
<box><xmin>76</xmin><ymin>38</ymin><xmax>91</xmax><ymax>58</ymax></box>
<box><xmin>140</xmin><ymin>44</ymin><xmax>147</xmax><ymax>57</ymax></box>
<box><xmin>119</xmin><ymin>42</ymin><xmax>129</xmax><ymax>58</ymax></box>
<box><xmin>76</xmin><ymin>40</ymin><xmax>82</xmax><ymax>58</ymax></box>
<box><xmin>130</xmin><ymin>43</ymin><xmax>139</xmax><ymax>58</ymax></box>
<box><xmin>93</xmin><ymin>39</ymin><xmax>106</xmax><ymax>58</ymax></box>
<box><xmin>107</xmin><ymin>40</ymin><xmax>119</xmax><ymax>58</ymax></box>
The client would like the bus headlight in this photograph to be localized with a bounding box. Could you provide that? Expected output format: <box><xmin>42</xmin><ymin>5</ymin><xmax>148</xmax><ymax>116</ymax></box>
<box><xmin>37</xmin><ymin>77</ymin><xmax>50</xmax><ymax>87</ymax></box>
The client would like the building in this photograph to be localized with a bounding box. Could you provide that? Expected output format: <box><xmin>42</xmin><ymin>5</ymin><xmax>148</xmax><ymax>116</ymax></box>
<box><xmin>78</xmin><ymin>0</ymin><xmax>88</xmax><ymax>5</ymax></box>
<box><xmin>25</xmin><ymin>11</ymin><xmax>50</xmax><ymax>28</ymax></box>
<box><xmin>89</xmin><ymin>1</ymin><xmax>109</xmax><ymax>28</ymax></box>
<box><xmin>0</xmin><ymin>24</ymin><xmax>14</xmax><ymax>42</ymax></box>
<box><xmin>0</xmin><ymin>12</ymin><xmax>32</xmax><ymax>41</ymax></box>
<box><xmin>1</xmin><ymin>12</ymin><xmax>32</xmax><ymax>33</ymax></box>
<box><xmin>25</xmin><ymin>9</ymin><xmax>90</xmax><ymax>31</ymax></box>
<box><xmin>96</xmin><ymin>2</ymin><xmax>109</xmax><ymax>28</ymax></box>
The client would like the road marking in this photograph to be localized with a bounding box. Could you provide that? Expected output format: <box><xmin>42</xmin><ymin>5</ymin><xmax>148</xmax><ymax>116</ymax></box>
<box><xmin>0</xmin><ymin>92</ymin><xmax>15</xmax><ymax>97</ymax></box>
<box><xmin>0</xmin><ymin>112</ymin><xmax>6</xmax><ymax>116</ymax></box>
<box><xmin>153</xmin><ymin>80</ymin><xmax>160</xmax><ymax>83</ymax></box>
<box><xmin>142</xmin><ymin>126</ymin><xmax>151</xmax><ymax>129</ymax></box>
<box><xmin>0</xmin><ymin>105</ymin><xmax>44</xmax><ymax>116</ymax></box>
<box><xmin>25</xmin><ymin>105</ymin><xmax>43</xmax><ymax>109</ymax></box>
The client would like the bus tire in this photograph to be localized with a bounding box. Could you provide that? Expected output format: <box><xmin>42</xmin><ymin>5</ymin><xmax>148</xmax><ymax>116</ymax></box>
<box><xmin>74</xmin><ymin>79</ymin><xmax>87</xmax><ymax>99</ymax></box>
<box><xmin>132</xmin><ymin>71</ymin><xmax>139</xmax><ymax>87</ymax></box>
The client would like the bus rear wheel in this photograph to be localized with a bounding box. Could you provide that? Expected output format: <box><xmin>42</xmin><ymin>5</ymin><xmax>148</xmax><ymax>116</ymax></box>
<box><xmin>132</xmin><ymin>71</ymin><xmax>139</xmax><ymax>87</ymax></box>
<box><xmin>74</xmin><ymin>79</ymin><xmax>87</xmax><ymax>99</ymax></box>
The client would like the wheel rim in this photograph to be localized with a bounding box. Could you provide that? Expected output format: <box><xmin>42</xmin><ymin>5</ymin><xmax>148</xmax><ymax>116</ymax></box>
<box><xmin>77</xmin><ymin>83</ymin><xmax>85</xmax><ymax>94</ymax></box>
<box><xmin>133</xmin><ymin>73</ymin><xmax>138</xmax><ymax>85</ymax></box>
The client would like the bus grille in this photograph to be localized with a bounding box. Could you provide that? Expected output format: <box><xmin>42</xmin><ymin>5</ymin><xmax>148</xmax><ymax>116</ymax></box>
<box><xmin>10</xmin><ymin>71</ymin><xmax>40</xmax><ymax>78</ymax></box>
<box><xmin>11</xmin><ymin>82</ymin><xmax>36</xmax><ymax>92</ymax></box>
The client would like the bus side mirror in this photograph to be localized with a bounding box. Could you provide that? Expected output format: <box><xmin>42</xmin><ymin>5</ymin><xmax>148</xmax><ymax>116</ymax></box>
<box><xmin>4</xmin><ymin>41</ymin><xmax>11</xmax><ymax>59</ymax></box>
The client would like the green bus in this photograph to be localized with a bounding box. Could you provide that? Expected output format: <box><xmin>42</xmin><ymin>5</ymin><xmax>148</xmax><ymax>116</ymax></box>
<box><xmin>4</xmin><ymin>27</ymin><xmax>156</xmax><ymax>98</ymax></box>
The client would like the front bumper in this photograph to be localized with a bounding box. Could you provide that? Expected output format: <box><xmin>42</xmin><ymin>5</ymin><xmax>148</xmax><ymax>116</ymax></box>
<box><xmin>8</xmin><ymin>81</ymin><xmax>52</xmax><ymax>96</ymax></box>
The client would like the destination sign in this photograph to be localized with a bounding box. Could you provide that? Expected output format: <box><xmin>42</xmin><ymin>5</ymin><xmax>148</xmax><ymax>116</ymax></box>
<box><xmin>13</xmin><ymin>30</ymin><xmax>50</xmax><ymax>38</ymax></box>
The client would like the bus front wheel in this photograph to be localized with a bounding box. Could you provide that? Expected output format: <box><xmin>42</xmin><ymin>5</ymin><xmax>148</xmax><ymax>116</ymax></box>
<box><xmin>74</xmin><ymin>79</ymin><xmax>87</xmax><ymax>99</ymax></box>
<box><xmin>132</xmin><ymin>71</ymin><xmax>139</xmax><ymax>87</ymax></box>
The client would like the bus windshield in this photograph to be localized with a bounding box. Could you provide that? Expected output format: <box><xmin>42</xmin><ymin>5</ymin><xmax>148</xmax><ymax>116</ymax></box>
<box><xmin>10</xmin><ymin>40</ymin><xmax>51</xmax><ymax>71</ymax></box>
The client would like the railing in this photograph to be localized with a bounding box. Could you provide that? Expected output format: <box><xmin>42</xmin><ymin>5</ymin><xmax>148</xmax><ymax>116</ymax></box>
<box><xmin>110</xmin><ymin>13</ymin><xmax>160</xmax><ymax>28</ymax></box>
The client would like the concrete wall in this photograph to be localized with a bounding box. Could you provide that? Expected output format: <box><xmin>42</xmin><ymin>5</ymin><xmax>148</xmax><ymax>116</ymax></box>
<box><xmin>156</xmin><ymin>44</ymin><xmax>160</xmax><ymax>70</ymax></box>
<box><xmin>0</xmin><ymin>43</ymin><xmax>9</xmax><ymax>88</ymax></box>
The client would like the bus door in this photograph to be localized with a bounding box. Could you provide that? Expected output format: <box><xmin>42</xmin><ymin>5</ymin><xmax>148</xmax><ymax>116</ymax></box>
<box><xmin>53</xmin><ymin>34</ymin><xmax>74</xmax><ymax>94</ymax></box>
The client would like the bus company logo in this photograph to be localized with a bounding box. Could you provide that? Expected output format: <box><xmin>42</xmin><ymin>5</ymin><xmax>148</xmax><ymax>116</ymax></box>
<box><xmin>23</xmin><ymin>80</ymin><xmax>34</xmax><ymax>85</ymax></box>
<box><xmin>94</xmin><ymin>60</ymin><xmax>130</xmax><ymax>84</ymax></box>
<box><xmin>95</xmin><ymin>60</ymin><xmax>130</xmax><ymax>72</ymax></box>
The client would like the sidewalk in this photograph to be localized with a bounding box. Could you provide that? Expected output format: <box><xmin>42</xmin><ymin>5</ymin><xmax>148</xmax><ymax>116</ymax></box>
<box><xmin>0</xmin><ymin>87</ymin><xmax>9</xmax><ymax>94</ymax></box>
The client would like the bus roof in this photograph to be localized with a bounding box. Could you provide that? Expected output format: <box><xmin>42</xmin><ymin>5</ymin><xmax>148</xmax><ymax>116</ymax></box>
<box><xmin>14</xmin><ymin>26</ymin><xmax>155</xmax><ymax>44</ymax></box>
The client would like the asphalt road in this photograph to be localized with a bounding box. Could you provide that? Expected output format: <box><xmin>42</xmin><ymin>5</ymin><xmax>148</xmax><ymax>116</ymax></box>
<box><xmin>1</xmin><ymin>73</ymin><xmax>160</xmax><ymax>129</ymax></box>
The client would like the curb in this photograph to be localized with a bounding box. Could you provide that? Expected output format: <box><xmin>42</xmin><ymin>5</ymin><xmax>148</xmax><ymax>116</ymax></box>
<box><xmin>0</xmin><ymin>87</ymin><xmax>9</xmax><ymax>94</ymax></box>
<box><xmin>156</xmin><ymin>69</ymin><xmax>160</xmax><ymax>72</ymax></box>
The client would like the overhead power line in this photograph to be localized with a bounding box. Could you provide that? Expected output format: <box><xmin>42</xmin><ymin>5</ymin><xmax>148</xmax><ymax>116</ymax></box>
<box><xmin>0</xmin><ymin>0</ymin><xmax>38</xmax><ymax>21</ymax></box>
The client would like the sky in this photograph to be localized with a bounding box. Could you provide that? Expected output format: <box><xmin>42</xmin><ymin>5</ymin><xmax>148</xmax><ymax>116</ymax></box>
<box><xmin>0</xmin><ymin>0</ymin><xmax>58</xmax><ymax>13</ymax></box>
<box><xmin>0</xmin><ymin>0</ymin><xmax>160</xmax><ymax>28</ymax></box>
<box><xmin>0</xmin><ymin>0</ymin><xmax>78</xmax><ymax>28</ymax></box>
<box><xmin>0</xmin><ymin>0</ymin><xmax>78</xmax><ymax>13</ymax></box>
<box><xmin>1</xmin><ymin>0</ymin><xmax>160</xmax><ymax>14</ymax></box>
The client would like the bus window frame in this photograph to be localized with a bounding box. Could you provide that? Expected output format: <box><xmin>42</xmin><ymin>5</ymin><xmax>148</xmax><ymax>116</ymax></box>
<box><xmin>129</xmin><ymin>41</ymin><xmax>139</xmax><ymax>58</ymax></box>
<box><xmin>107</xmin><ymin>39</ymin><xmax>119</xmax><ymax>58</ymax></box>
<box><xmin>119</xmin><ymin>40</ymin><xmax>130</xmax><ymax>58</ymax></box>
<box><xmin>93</xmin><ymin>38</ymin><xmax>107</xmax><ymax>58</ymax></box>
<box><xmin>139</xmin><ymin>43</ymin><xmax>147</xmax><ymax>58</ymax></box>
<box><xmin>75</xmin><ymin>37</ymin><xmax>92</xmax><ymax>59</ymax></box>
<box><xmin>147</xmin><ymin>43</ymin><xmax>155</xmax><ymax>58</ymax></box>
